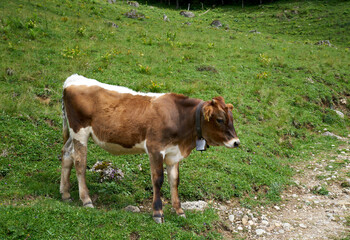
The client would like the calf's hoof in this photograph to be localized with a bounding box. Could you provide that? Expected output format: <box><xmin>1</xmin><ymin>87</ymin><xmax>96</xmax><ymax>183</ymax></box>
<box><xmin>62</xmin><ymin>197</ymin><xmax>72</xmax><ymax>203</ymax></box>
<box><xmin>153</xmin><ymin>215</ymin><xmax>165</xmax><ymax>224</ymax></box>
<box><xmin>83</xmin><ymin>201</ymin><xmax>94</xmax><ymax>208</ymax></box>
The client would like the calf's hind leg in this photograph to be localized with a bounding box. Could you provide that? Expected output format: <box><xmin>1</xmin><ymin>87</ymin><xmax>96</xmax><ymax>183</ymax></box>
<box><xmin>72</xmin><ymin>139</ymin><xmax>94</xmax><ymax>208</ymax></box>
<box><xmin>60</xmin><ymin>137</ymin><xmax>74</xmax><ymax>201</ymax></box>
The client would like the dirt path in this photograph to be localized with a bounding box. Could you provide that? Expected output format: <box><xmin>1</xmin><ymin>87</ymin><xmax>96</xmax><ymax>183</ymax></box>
<box><xmin>215</xmin><ymin>142</ymin><xmax>350</xmax><ymax>239</ymax></box>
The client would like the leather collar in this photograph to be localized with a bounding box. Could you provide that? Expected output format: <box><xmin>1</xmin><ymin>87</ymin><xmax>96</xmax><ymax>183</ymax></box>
<box><xmin>195</xmin><ymin>101</ymin><xmax>205</xmax><ymax>139</ymax></box>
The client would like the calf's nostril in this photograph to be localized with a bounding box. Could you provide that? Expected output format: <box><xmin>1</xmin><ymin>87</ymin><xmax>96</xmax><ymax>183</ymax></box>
<box><xmin>234</xmin><ymin>140</ymin><xmax>240</xmax><ymax>147</ymax></box>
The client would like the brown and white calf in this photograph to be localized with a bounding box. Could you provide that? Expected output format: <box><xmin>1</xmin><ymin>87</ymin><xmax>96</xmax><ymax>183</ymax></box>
<box><xmin>60</xmin><ymin>74</ymin><xmax>240</xmax><ymax>223</ymax></box>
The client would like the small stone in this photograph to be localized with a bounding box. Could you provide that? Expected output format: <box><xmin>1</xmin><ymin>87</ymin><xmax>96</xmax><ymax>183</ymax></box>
<box><xmin>256</xmin><ymin>229</ymin><xmax>265</xmax><ymax>235</ymax></box>
<box><xmin>278</xmin><ymin>229</ymin><xmax>285</xmax><ymax>234</ymax></box>
<box><xmin>181</xmin><ymin>200</ymin><xmax>208</xmax><ymax>211</ymax></box>
<box><xmin>340</xmin><ymin>98</ymin><xmax>347</xmax><ymax>105</ymax></box>
<box><xmin>108</xmin><ymin>22</ymin><xmax>118</xmax><ymax>28</ymax></box>
<box><xmin>322</xmin><ymin>131</ymin><xmax>346</xmax><ymax>140</ymax></box>
<box><xmin>229</xmin><ymin>215</ymin><xmax>235</xmax><ymax>222</ymax></box>
<box><xmin>237</xmin><ymin>226</ymin><xmax>243</xmax><ymax>231</ymax></box>
<box><xmin>262</xmin><ymin>220</ymin><xmax>269</xmax><ymax>225</ymax></box>
<box><xmin>267</xmin><ymin>225</ymin><xmax>275</xmax><ymax>231</ymax></box>
<box><xmin>163</xmin><ymin>14</ymin><xmax>169</xmax><ymax>22</ymax></box>
<box><xmin>249</xmin><ymin>29</ymin><xmax>261</xmax><ymax>34</ymax></box>
<box><xmin>335</xmin><ymin>110</ymin><xmax>344</xmax><ymax>118</ymax></box>
<box><xmin>299</xmin><ymin>223</ymin><xmax>307</xmax><ymax>229</ymax></box>
<box><xmin>124</xmin><ymin>205</ymin><xmax>140</xmax><ymax>213</ymax></box>
<box><xmin>242</xmin><ymin>215</ymin><xmax>249</xmax><ymax>225</ymax></box>
<box><xmin>282</xmin><ymin>223</ymin><xmax>291</xmax><ymax>231</ymax></box>
<box><xmin>6</xmin><ymin>68</ymin><xmax>14</xmax><ymax>76</ymax></box>
<box><xmin>274</xmin><ymin>206</ymin><xmax>280</xmax><ymax>210</ymax></box>
<box><xmin>275</xmin><ymin>222</ymin><xmax>281</xmax><ymax>227</ymax></box>
<box><xmin>248</xmin><ymin>220</ymin><xmax>254</xmax><ymax>226</ymax></box>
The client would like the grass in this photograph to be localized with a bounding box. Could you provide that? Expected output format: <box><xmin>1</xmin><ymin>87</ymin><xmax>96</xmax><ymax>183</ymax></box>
<box><xmin>1</xmin><ymin>0</ymin><xmax>350</xmax><ymax>238</ymax></box>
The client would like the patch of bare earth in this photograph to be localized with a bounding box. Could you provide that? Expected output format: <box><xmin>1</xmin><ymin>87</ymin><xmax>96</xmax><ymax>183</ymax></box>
<box><xmin>214</xmin><ymin>141</ymin><xmax>350</xmax><ymax>239</ymax></box>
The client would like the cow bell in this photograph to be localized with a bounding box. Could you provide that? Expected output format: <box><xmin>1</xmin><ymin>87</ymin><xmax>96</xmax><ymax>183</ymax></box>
<box><xmin>196</xmin><ymin>138</ymin><xmax>207</xmax><ymax>152</ymax></box>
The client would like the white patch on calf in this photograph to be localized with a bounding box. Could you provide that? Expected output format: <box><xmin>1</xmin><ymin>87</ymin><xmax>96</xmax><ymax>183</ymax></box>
<box><xmin>162</xmin><ymin>145</ymin><xmax>184</xmax><ymax>166</ymax></box>
<box><xmin>69</xmin><ymin>127</ymin><xmax>92</xmax><ymax>146</ymax></box>
<box><xmin>64</xmin><ymin>74</ymin><xmax>164</xmax><ymax>98</ymax></box>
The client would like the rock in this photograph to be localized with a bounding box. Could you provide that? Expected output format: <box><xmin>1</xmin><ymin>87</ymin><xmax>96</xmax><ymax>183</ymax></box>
<box><xmin>6</xmin><ymin>68</ymin><xmax>14</xmax><ymax>76</ymax></box>
<box><xmin>249</xmin><ymin>29</ymin><xmax>261</xmax><ymax>34</ymax></box>
<box><xmin>124</xmin><ymin>9</ymin><xmax>144</xmax><ymax>19</ymax></box>
<box><xmin>242</xmin><ymin>215</ymin><xmax>249</xmax><ymax>225</ymax></box>
<box><xmin>127</xmin><ymin>1</ymin><xmax>139</xmax><ymax>7</ymax></box>
<box><xmin>315</xmin><ymin>40</ymin><xmax>332</xmax><ymax>46</ymax></box>
<box><xmin>197</xmin><ymin>65</ymin><xmax>218</xmax><ymax>73</ymax></box>
<box><xmin>124</xmin><ymin>205</ymin><xmax>140</xmax><ymax>213</ymax></box>
<box><xmin>340</xmin><ymin>98</ymin><xmax>347</xmax><ymax>105</ymax></box>
<box><xmin>237</xmin><ymin>226</ymin><xmax>243</xmax><ymax>231</ymax></box>
<box><xmin>299</xmin><ymin>223</ymin><xmax>307</xmax><ymax>229</ymax></box>
<box><xmin>279</xmin><ymin>229</ymin><xmax>285</xmax><ymax>234</ymax></box>
<box><xmin>229</xmin><ymin>215</ymin><xmax>235</xmax><ymax>222</ymax></box>
<box><xmin>108</xmin><ymin>22</ymin><xmax>118</xmax><ymax>28</ymax></box>
<box><xmin>210</xmin><ymin>20</ymin><xmax>222</xmax><ymax>28</ymax></box>
<box><xmin>163</xmin><ymin>14</ymin><xmax>169</xmax><ymax>22</ymax></box>
<box><xmin>322</xmin><ymin>131</ymin><xmax>346</xmax><ymax>140</ymax></box>
<box><xmin>256</xmin><ymin>229</ymin><xmax>265</xmax><ymax>235</ymax></box>
<box><xmin>108</xmin><ymin>0</ymin><xmax>116</xmax><ymax>3</ymax></box>
<box><xmin>248</xmin><ymin>220</ymin><xmax>254</xmax><ymax>226</ymax></box>
<box><xmin>334</xmin><ymin>110</ymin><xmax>344</xmax><ymax>118</ymax></box>
<box><xmin>181</xmin><ymin>200</ymin><xmax>208</xmax><ymax>211</ymax></box>
<box><xmin>292</xmin><ymin>194</ymin><xmax>298</xmax><ymax>198</ymax></box>
<box><xmin>180</xmin><ymin>11</ymin><xmax>195</xmax><ymax>18</ymax></box>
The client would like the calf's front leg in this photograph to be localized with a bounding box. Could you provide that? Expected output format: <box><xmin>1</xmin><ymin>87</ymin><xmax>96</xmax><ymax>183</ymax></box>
<box><xmin>149</xmin><ymin>152</ymin><xmax>165</xmax><ymax>223</ymax></box>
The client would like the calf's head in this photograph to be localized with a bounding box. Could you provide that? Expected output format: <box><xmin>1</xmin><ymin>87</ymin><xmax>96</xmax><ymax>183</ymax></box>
<box><xmin>201</xmin><ymin>96</ymin><xmax>240</xmax><ymax>148</ymax></box>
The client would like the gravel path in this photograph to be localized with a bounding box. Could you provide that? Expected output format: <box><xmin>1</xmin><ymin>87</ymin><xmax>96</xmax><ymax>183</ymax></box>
<box><xmin>214</xmin><ymin>142</ymin><xmax>350</xmax><ymax>239</ymax></box>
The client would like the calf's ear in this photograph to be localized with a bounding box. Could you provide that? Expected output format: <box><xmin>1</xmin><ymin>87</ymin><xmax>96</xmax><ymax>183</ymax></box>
<box><xmin>203</xmin><ymin>105</ymin><xmax>213</xmax><ymax>121</ymax></box>
<box><xmin>226</xmin><ymin>104</ymin><xmax>233</xmax><ymax>112</ymax></box>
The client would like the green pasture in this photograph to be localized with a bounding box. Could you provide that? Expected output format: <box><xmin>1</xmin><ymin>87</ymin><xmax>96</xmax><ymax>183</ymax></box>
<box><xmin>0</xmin><ymin>0</ymin><xmax>349</xmax><ymax>238</ymax></box>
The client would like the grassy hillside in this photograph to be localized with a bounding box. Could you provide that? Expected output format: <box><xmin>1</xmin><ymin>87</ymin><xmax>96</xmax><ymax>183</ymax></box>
<box><xmin>1</xmin><ymin>0</ymin><xmax>349</xmax><ymax>238</ymax></box>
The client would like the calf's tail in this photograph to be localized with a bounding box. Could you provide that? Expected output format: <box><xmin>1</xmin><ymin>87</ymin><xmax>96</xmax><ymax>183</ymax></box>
<box><xmin>62</xmin><ymin>97</ymin><xmax>69</xmax><ymax>145</ymax></box>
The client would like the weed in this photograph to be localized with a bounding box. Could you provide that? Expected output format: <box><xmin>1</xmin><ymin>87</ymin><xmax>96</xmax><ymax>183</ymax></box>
<box><xmin>148</xmin><ymin>80</ymin><xmax>163</xmax><ymax>92</ymax></box>
<box><xmin>256</xmin><ymin>71</ymin><xmax>269</xmax><ymax>79</ymax></box>
<box><xmin>138</xmin><ymin>64</ymin><xmax>151</xmax><ymax>74</ymax></box>
<box><xmin>312</xmin><ymin>185</ymin><xmax>329</xmax><ymax>196</ymax></box>
<box><xmin>259</xmin><ymin>53</ymin><xmax>271</xmax><ymax>66</ymax></box>
<box><xmin>76</xmin><ymin>26</ymin><xmax>86</xmax><ymax>36</ymax></box>
<box><xmin>61</xmin><ymin>46</ymin><xmax>81</xmax><ymax>59</ymax></box>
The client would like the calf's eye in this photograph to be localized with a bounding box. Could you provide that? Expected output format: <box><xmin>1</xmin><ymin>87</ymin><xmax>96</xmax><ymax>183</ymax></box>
<box><xmin>216</xmin><ymin>118</ymin><xmax>224</xmax><ymax>124</ymax></box>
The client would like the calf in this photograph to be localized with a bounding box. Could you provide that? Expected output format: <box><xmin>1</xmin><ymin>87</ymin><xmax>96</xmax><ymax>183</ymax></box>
<box><xmin>60</xmin><ymin>74</ymin><xmax>240</xmax><ymax>223</ymax></box>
